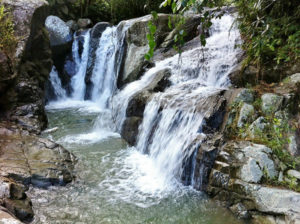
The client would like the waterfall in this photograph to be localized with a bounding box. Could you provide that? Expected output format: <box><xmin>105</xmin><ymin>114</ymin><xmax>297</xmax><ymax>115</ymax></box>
<box><xmin>46</xmin><ymin>13</ymin><xmax>241</xmax><ymax>191</ymax></box>
<box><xmin>90</xmin><ymin>27</ymin><xmax>122</xmax><ymax>108</ymax></box>
<box><xmin>71</xmin><ymin>30</ymin><xmax>91</xmax><ymax>100</ymax></box>
<box><xmin>48</xmin><ymin>66</ymin><xmax>67</xmax><ymax>100</ymax></box>
<box><xmin>121</xmin><ymin>14</ymin><xmax>240</xmax><ymax>185</ymax></box>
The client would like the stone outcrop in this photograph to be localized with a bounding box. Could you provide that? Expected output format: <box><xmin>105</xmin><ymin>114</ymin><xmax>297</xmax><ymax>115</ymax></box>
<box><xmin>116</xmin><ymin>14</ymin><xmax>201</xmax><ymax>88</ymax></box>
<box><xmin>120</xmin><ymin>68</ymin><xmax>171</xmax><ymax>145</ymax></box>
<box><xmin>0</xmin><ymin>124</ymin><xmax>76</xmax><ymax>223</ymax></box>
<box><xmin>190</xmin><ymin>83</ymin><xmax>300</xmax><ymax>223</ymax></box>
<box><xmin>0</xmin><ymin>0</ymin><xmax>52</xmax><ymax>134</ymax></box>
<box><xmin>0</xmin><ymin>1</ymin><xmax>78</xmax><ymax>222</ymax></box>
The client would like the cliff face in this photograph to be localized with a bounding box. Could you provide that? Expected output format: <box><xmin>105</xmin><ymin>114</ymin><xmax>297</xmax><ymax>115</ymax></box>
<box><xmin>0</xmin><ymin>0</ymin><xmax>52</xmax><ymax>133</ymax></box>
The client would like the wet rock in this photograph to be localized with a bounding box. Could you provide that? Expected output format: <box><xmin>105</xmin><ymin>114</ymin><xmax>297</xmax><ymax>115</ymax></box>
<box><xmin>77</xmin><ymin>18</ymin><xmax>92</xmax><ymax>29</ymax></box>
<box><xmin>121</xmin><ymin>117</ymin><xmax>142</xmax><ymax>146</ymax></box>
<box><xmin>0</xmin><ymin>134</ymin><xmax>76</xmax><ymax>187</ymax></box>
<box><xmin>229</xmin><ymin>203</ymin><xmax>250</xmax><ymax>219</ymax></box>
<box><xmin>126</xmin><ymin>91</ymin><xmax>153</xmax><ymax>118</ymax></box>
<box><xmin>261</xmin><ymin>93</ymin><xmax>284</xmax><ymax>114</ymax></box>
<box><xmin>118</xmin><ymin>14</ymin><xmax>192</xmax><ymax>87</ymax></box>
<box><xmin>3</xmin><ymin>198</ymin><xmax>33</xmax><ymax>222</ymax></box>
<box><xmin>237</xmin><ymin>103</ymin><xmax>255</xmax><ymax>128</ymax></box>
<box><xmin>45</xmin><ymin>15</ymin><xmax>73</xmax><ymax>47</ymax></box>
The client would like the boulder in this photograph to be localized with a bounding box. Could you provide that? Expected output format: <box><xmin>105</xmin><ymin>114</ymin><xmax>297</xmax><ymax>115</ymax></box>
<box><xmin>261</xmin><ymin>93</ymin><xmax>284</xmax><ymax>114</ymax></box>
<box><xmin>117</xmin><ymin>14</ymin><xmax>200</xmax><ymax>87</ymax></box>
<box><xmin>237</xmin><ymin>103</ymin><xmax>255</xmax><ymax>128</ymax></box>
<box><xmin>66</xmin><ymin>20</ymin><xmax>79</xmax><ymax>31</ymax></box>
<box><xmin>287</xmin><ymin>170</ymin><xmax>300</xmax><ymax>181</ymax></box>
<box><xmin>238</xmin><ymin>144</ymin><xmax>278</xmax><ymax>182</ymax></box>
<box><xmin>77</xmin><ymin>18</ymin><xmax>92</xmax><ymax>29</ymax></box>
<box><xmin>45</xmin><ymin>15</ymin><xmax>73</xmax><ymax>47</ymax></box>
<box><xmin>121</xmin><ymin>117</ymin><xmax>142</xmax><ymax>146</ymax></box>
<box><xmin>233</xmin><ymin>89</ymin><xmax>254</xmax><ymax>104</ymax></box>
<box><xmin>0</xmin><ymin>135</ymin><xmax>76</xmax><ymax>187</ymax></box>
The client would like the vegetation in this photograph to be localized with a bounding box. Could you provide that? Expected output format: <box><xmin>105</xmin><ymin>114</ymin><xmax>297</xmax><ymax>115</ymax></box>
<box><xmin>47</xmin><ymin>0</ymin><xmax>169</xmax><ymax>24</ymax></box>
<box><xmin>0</xmin><ymin>2</ymin><xmax>16</xmax><ymax>59</ymax></box>
<box><xmin>235</xmin><ymin>0</ymin><xmax>300</xmax><ymax>77</ymax></box>
<box><xmin>226</xmin><ymin>94</ymin><xmax>300</xmax><ymax>192</ymax></box>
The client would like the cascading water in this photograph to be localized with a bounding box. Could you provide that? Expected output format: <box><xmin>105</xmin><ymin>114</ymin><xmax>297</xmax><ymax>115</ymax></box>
<box><xmin>71</xmin><ymin>30</ymin><xmax>91</xmax><ymax>100</ymax></box>
<box><xmin>90</xmin><ymin>27</ymin><xmax>120</xmax><ymax>108</ymax></box>
<box><xmin>48</xmin><ymin>66</ymin><xmax>67</xmax><ymax>100</ymax></box>
<box><xmin>35</xmin><ymin>13</ymin><xmax>244</xmax><ymax>224</ymax></box>
<box><xmin>131</xmin><ymin>14</ymin><xmax>241</xmax><ymax>185</ymax></box>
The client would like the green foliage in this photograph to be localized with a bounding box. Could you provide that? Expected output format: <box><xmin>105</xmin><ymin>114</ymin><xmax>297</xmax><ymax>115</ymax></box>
<box><xmin>0</xmin><ymin>2</ymin><xmax>16</xmax><ymax>57</ymax></box>
<box><xmin>235</xmin><ymin>0</ymin><xmax>300</xmax><ymax>72</ymax></box>
<box><xmin>47</xmin><ymin>0</ymin><xmax>168</xmax><ymax>24</ymax></box>
<box><xmin>145</xmin><ymin>0</ymin><xmax>226</xmax><ymax>60</ymax></box>
<box><xmin>145</xmin><ymin>12</ymin><xmax>158</xmax><ymax>61</ymax></box>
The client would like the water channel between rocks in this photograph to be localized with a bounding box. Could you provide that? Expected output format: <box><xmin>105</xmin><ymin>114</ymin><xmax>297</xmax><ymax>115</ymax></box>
<box><xmin>28</xmin><ymin>101</ymin><xmax>244</xmax><ymax>224</ymax></box>
<box><xmin>28</xmin><ymin>13</ymin><xmax>245</xmax><ymax>224</ymax></box>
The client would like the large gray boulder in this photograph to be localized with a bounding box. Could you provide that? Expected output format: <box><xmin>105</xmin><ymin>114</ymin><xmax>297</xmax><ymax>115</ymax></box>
<box><xmin>45</xmin><ymin>15</ymin><xmax>73</xmax><ymax>47</ymax></box>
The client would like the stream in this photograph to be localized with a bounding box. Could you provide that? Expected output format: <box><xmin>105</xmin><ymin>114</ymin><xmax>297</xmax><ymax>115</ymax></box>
<box><xmin>28</xmin><ymin>100</ymin><xmax>243</xmax><ymax>224</ymax></box>
<box><xmin>28</xmin><ymin>13</ymin><xmax>245</xmax><ymax>223</ymax></box>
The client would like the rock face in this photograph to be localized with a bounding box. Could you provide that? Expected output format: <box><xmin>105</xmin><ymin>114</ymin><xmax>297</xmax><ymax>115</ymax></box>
<box><xmin>0</xmin><ymin>127</ymin><xmax>76</xmax><ymax>222</ymax></box>
<box><xmin>120</xmin><ymin>68</ymin><xmax>171</xmax><ymax>145</ymax></box>
<box><xmin>0</xmin><ymin>0</ymin><xmax>52</xmax><ymax>133</ymax></box>
<box><xmin>117</xmin><ymin>14</ymin><xmax>201</xmax><ymax>88</ymax></box>
<box><xmin>206</xmin><ymin>141</ymin><xmax>300</xmax><ymax>223</ymax></box>
<box><xmin>0</xmin><ymin>1</ymin><xmax>77</xmax><ymax>222</ymax></box>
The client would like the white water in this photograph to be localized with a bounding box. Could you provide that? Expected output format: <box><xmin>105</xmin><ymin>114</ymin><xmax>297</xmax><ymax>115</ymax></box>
<box><xmin>71</xmin><ymin>30</ymin><xmax>91</xmax><ymax>100</ymax></box>
<box><xmin>49</xmin><ymin>66</ymin><xmax>67</xmax><ymax>100</ymax></box>
<box><xmin>90</xmin><ymin>27</ymin><xmax>119</xmax><ymax>108</ymax></box>
<box><xmin>46</xmin><ymin>14</ymin><xmax>241</xmax><ymax>202</ymax></box>
<box><xmin>131</xmin><ymin>14</ymin><xmax>241</xmax><ymax>186</ymax></box>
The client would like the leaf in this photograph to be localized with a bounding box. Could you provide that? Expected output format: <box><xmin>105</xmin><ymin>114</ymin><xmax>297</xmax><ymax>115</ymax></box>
<box><xmin>144</xmin><ymin>54</ymin><xmax>151</xmax><ymax>61</ymax></box>
<box><xmin>200</xmin><ymin>34</ymin><xmax>206</xmax><ymax>46</ymax></box>
<box><xmin>151</xmin><ymin>11</ymin><xmax>158</xmax><ymax>20</ymax></box>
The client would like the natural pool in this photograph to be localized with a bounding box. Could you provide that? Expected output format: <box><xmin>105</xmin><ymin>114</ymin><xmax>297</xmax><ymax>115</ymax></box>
<box><xmin>28</xmin><ymin>102</ymin><xmax>244</xmax><ymax>224</ymax></box>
